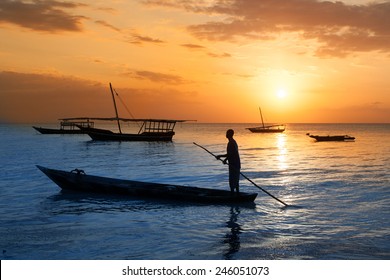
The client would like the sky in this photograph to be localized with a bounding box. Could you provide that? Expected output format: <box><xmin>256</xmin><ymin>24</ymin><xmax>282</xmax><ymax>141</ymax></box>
<box><xmin>1</xmin><ymin>0</ymin><xmax>389</xmax><ymax>123</ymax></box>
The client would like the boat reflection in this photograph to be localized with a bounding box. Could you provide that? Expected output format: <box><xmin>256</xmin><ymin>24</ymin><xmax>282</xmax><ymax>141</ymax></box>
<box><xmin>42</xmin><ymin>191</ymin><xmax>256</xmax><ymax>217</ymax></box>
<box><xmin>223</xmin><ymin>206</ymin><xmax>242</xmax><ymax>259</ymax></box>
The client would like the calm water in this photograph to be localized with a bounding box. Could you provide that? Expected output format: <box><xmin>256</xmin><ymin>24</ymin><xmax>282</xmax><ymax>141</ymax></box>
<box><xmin>0</xmin><ymin>123</ymin><xmax>389</xmax><ymax>260</ymax></box>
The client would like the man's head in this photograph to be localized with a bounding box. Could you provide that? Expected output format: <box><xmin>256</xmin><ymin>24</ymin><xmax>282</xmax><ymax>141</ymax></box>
<box><xmin>226</xmin><ymin>129</ymin><xmax>234</xmax><ymax>139</ymax></box>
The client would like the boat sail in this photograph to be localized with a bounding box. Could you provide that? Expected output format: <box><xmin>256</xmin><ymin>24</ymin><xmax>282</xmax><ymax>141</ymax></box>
<box><xmin>246</xmin><ymin>107</ymin><xmax>285</xmax><ymax>133</ymax></box>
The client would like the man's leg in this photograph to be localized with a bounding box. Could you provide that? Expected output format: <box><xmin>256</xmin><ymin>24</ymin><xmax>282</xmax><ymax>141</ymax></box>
<box><xmin>230</xmin><ymin>167</ymin><xmax>240</xmax><ymax>194</ymax></box>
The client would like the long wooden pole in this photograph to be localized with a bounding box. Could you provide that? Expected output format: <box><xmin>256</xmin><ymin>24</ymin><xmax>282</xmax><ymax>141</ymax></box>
<box><xmin>109</xmin><ymin>83</ymin><xmax>122</xmax><ymax>134</ymax></box>
<box><xmin>193</xmin><ymin>142</ymin><xmax>289</xmax><ymax>207</ymax></box>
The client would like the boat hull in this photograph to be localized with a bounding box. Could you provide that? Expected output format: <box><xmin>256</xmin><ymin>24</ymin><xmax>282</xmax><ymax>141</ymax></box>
<box><xmin>86</xmin><ymin>130</ymin><xmax>175</xmax><ymax>141</ymax></box>
<box><xmin>247</xmin><ymin>127</ymin><xmax>285</xmax><ymax>133</ymax></box>
<box><xmin>309</xmin><ymin>135</ymin><xmax>355</xmax><ymax>142</ymax></box>
<box><xmin>33</xmin><ymin>126</ymin><xmax>86</xmax><ymax>134</ymax></box>
<box><xmin>37</xmin><ymin>166</ymin><xmax>257</xmax><ymax>204</ymax></box>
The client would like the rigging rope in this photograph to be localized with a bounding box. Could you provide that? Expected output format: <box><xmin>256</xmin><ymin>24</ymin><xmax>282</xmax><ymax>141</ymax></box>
<box><xmin>113</xmin><ymin>88</ymin><xmax>141</xmax><ymax>128</ymax></box>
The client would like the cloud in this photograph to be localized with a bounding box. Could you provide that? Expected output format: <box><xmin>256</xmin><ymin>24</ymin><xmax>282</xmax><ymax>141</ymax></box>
<box><xmin>0</xmin><ymin>71</ymin><xmax>199</xmax><ymax>123</ymax></box>
<box><xmin>207</xmin><ymin>52</ymin><xmax>231</xmax><ymax>58</ymax></box>
<box><xmin>146</xmin><ymin>0</ymin><xmax>390</xmax><ymax>57</ymax></box>
<box><xmin>181</xmin><ymin>43</ymin><xmax>206</xmax><ymax>49</ymax></box>
<box><xmin>181</xmin><ymin>43</ymin><xmax>231</xmax><ymax>58</ymax></box>
<box><xmin>0</xmin><ymin>0</ymin><xmax>88</xmax><ymax>33</ymax></box>
<box><xmin>141</xmin><ymin>0</ymin><xmax>209</xmax><ymax>11</ymax></box>
<box><xmin>132</xmin><ymin>70</ymin><xmax>187</xmax><ymax>84</ymax></box>
<box><xmin>95</xmin><ymin>20</ymin><xmax>121</xmax><ymax>32</ymax></box>
<box><xmin>0</xmin><ymin>71</ymin><xmax>110</xmax><ymax>122</ymax></box>
<box><xmin>127</xmin><ymin>33</ymin><xmax>165</xmax><ymax>44</ymax></box>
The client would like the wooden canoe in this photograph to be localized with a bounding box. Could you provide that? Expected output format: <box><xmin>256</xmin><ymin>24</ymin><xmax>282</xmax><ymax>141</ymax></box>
<box><xmin>307</xmin><ymin>134</ymin><xmax>355</xmax><ymax>142</ymax></box>
<box><xmin>37</xmin><ymin>166</ymin><xmax>257</xmax><ymax>204</ymax></box>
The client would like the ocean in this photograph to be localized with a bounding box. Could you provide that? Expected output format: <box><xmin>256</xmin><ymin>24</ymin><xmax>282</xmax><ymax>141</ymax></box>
<box><xmin>0</xmin><ymin>123</ymin><xmax>389</xmax><ymax>260</ymax></box>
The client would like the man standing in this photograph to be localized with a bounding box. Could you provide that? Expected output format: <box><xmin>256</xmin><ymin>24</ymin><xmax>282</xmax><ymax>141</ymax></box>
<box><xmin>216</xmin><ymin>129</ymin><xmax>241</xmax><ymax>194</ymax></box>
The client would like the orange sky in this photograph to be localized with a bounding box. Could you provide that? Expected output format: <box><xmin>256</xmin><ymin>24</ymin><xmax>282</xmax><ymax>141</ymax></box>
<box><xmin>1</xmin><ymin>0</ymin><xmax>389</xmax><ymax>123</ymax></box>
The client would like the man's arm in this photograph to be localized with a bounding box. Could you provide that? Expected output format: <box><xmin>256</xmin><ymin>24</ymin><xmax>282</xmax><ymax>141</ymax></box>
<box><xmin>215</xmin><ymin>154</ymin><xmax>228</xmax><ymax>164</ymax></box>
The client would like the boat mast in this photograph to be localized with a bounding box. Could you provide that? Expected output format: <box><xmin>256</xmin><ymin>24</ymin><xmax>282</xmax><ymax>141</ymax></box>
<box><xmin>259</xmin><ymin>107</ymin><xmax>265</xmax><ymax>128</ymax></box>
<box><xmin>109</xmin><ymin>83</ymin><xmax>122</xmax><ymax>134</ymax></box>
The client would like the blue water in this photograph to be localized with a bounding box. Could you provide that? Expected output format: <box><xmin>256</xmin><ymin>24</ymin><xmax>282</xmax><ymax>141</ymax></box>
<box><xmin>0</xmin><ymin>123</ymin><xmax>389</xmax><ymax>259</ymax></box>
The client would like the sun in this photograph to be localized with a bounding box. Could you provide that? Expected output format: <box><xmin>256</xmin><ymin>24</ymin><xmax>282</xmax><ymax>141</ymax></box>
<box><xmin>276</xmin><ymin>88</ymin><xmax>287</xmax><ymax>99</ymax></box>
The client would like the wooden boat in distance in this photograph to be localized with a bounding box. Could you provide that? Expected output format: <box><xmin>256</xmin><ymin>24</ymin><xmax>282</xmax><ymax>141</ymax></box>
<box><xmin>246</xmin><ymin>107</ymin><xmax>285</xmax><ymax>133</ymax></box>
<box><xmin>79</xmin><ymin>118</ymin><xmax>183</xmax><ymax>141</ymax></box>
<box><xmin>76</xmin><ymin>83</ymin><xmax>192</xmax><ymax>141</ymax></box>
<box><xmin>37</xmin><ymin>166</ymin><xmax>258</xmax><ymax>204</ymax></box>
<box><xmin>33</xmin><ymin>118</ymin><xmax>94</xmax><ymax>134</ymax></box>
<box><xmin>247</xmin><ymin>124</ymin><xmax>285</xmax><ymax>133</ymax></box>
<box><xmin>307</xmin><ymin>133</ymin><xmax>355</xmax><ymax>142</ymax></box>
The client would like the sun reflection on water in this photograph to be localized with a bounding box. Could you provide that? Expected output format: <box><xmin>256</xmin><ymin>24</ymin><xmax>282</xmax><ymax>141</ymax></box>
<box><xmin>276</xmin><ymin>133</ymin><xmax>288</xmax><ymax>171</ymax></box>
